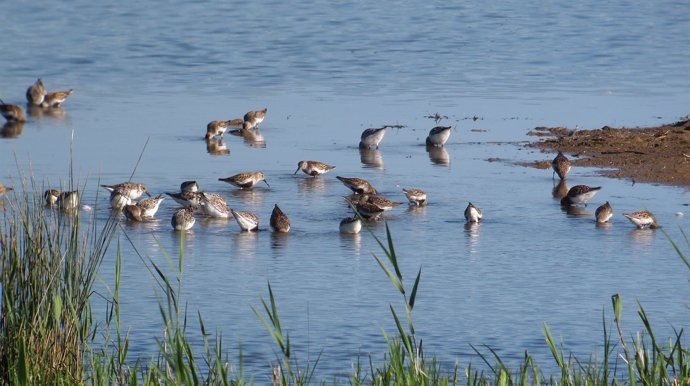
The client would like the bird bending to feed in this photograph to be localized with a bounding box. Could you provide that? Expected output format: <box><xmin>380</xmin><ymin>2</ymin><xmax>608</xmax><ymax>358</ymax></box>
<box><xmin>172</xmin><ymin>207</ymin><xmax>196</xmax><ymax>231</ymax></box>
<box><xmin>123</xmin><ymin>204</ymin><xmax>145</xmax><ymax>222</ymax></box>
<box><xmin>205</xmin><ymin>119</ymin><xmax>244</xmax><ymax>140</ymax></box>
<box><xmin>359</xmin><ymin>127</ymin><xmax>386</xmax><ymax>149</ymax></box>
<box><xmin>336</xmin><ymin>176</ymin><xmax>377</xmax><ymax>195</ymax></box>
<box><xmin>218</xmin><ymin>171</ymin><xmax>269</xmax><ymax>189</ymax></box>
<box><xmin>294</xmin><ymin>160</ymin><xmax>335</xmax><ymax>177</ymax></box>
<box><xmin>623</xmin><ymin>210</ymin><xmax>661</xmax><ymax>229</ymax></box>
<box><xmin>270</xmin><ymin>204</ymin><xmax>290</xmax><ymax>233</ymax></box>
<box><xmin>180</xmin><ymin>180</ymin><xmax>199</xmax><ymax>193</ymax></box>
<box><xmin>464</xmin><ymin>202</ymin><xmax>482</xmax><ymax>223</ymax></box>
<box><xmin>166</xmin><ymin>191</ymin><xmax>201</xmax><ymax>208</ymax></box>
<box><xmin>243</xmin><ymin>108</ymin><xmax>267</xmax><ymax>130</ymax></box>
<box><xmin>231</xmin><ymin>209</ymin><xmax>259</xmax><ymax>231</ymax></box>
<box><xmin>339</xmin><ymin>217</ymin><xmax>362</xmax><ymax>234</ymax></box>
<box><xmin>402</xmin><ymin>188</ymin><xmax>427</xmax><ymax>206</ymax></box>
<box><xmin>595</xmin><ymin>201</ymin><xmax>613</xmax><ymax>223</ymax></box>
<box><xmin>44</xmin><ymin>189</ymin><xmax>60</xmax><ymax>206</ymax></box>
<box><xmin>353</xmin><ymin>201</ymin><xmax>385</xmax><ymax>220</ymax></box>
<box><xmin>0</xmin><ymin>183</ymin><xmax>14</xmax><ymax>198</ymax></box>
<box><xmin>58</xmin><ymin>190</ymin><xmax>79</xmax><ymax>210</ymax></box>
<box><xmin>426</xmin><ymin>126</ymin><xmax>452</xmax><ymax>147</ymax></box>
<box><xmin>551</xmin><ymin>151</ymin><xmax>571</xmax><ymax>180</ymax></box>
<box><xmin>109</xmin><ymin>191</ymin><xmax>132</xmax><ymax>211</ymax></box>
<box><xmin>560</xmin><ymin>185</ymin><xmax>601</xmax><ymax>207</ymax></box>
<box><xmin>359</xmin><ymin>194</ymin><xmax>403</xmax><ymax>211</ymax></box>
<box><xmin>26</xmin><ymin>78</ymin><xmax>47</xmax><ymax>106</ymax></box>
<box><xmin>135</xmin><ymin>194</ymin><xmax>165</xmax><ymax>217</ymax></box>
<box><xmin>199</xmin><ymin>192</ymin><xmax>231</xmax><ymax>218</ymax></box>
<box><xmin>41</xmin><ymin>89</ymin><xmax>73</xmax><ymax>108</ymax></box>
<box><xmin>0</xmin><ymin>99</ymin><xmax>26</xmax><ymax>122</ymax></box>
<box><xmin>101</xmin><ymin>182</ymin><xmax>149</xmax><ymax>200</ymax></box>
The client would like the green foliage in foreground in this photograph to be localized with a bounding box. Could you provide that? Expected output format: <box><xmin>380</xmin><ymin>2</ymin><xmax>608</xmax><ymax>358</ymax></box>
<box><xmin>1</xmin><ymin>187</ymin><xmax>689</xmax><ymax>385</ymax></box>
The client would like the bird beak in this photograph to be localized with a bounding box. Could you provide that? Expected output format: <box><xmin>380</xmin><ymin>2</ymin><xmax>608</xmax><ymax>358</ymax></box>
<box><xmin>146</xmin><ymin>191</ymin><xmax>151</xmax><ymax>197</ymax></box>
<box><xmin>263</xmin><ymin>180</ymin><xmax>271</xmax><ymax>188</ymax></box>
<box><xmin>294</xmin><ymin>168</ymin><xmax>300</xmax><ymax>175</ymax></box>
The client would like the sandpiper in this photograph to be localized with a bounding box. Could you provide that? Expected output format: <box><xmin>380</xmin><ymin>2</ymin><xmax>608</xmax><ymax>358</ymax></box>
<box><xmin>360</xmin><ymin>194</ymin><xmax>403</xmax><ymax>211</ymax></box>
<box><xmin>205</xmin><ymin>119</ymin><xmax>244</xmax><ymax>140</ymax></box>
<box><xmin>0</xmin><ymin>99</ymin><xmax>26</xmax><ymax>122</ymax></box>
<box><xmin>560</xmin><ymin>185</ymin><xmax>601</xmax><ymax>207</ymax></box>
<box><xmin>165</xmin><ymin>191</ymin><xmax>202</xmax><ymax>208</ymax></box>
<box><xmin>294</xmin><ymin>160</ymin><xmax>335</xmax><ymax>177</ymax></box>
<box><xmin>623</xmin><ymin>210</ymin><xmax>661</xmax><ymax>229</ymax></box>
<box><xmin>353</xmin><ymin>201</ymin><xmax>385</xmax><ymax>220</ymax></box>
<box><xmin>58</xmin><ymin>190</ymin><xmax>79</xmax><ymax>211</ymax></box>
<box><xmin>180</xmin><ymin>180</ymin><xmax>199</xmax><ymax>193</ymax></box>
<box><xmin>243</xmin><ymin>108</ymin><xmax>267</xmax><ymax>130</ymax></box>
<box><xmin>595</xmin><ymin>201</ymin><xmax>613</xmax><ymax>223</ymax></box>
<box><xmin>172</xmin><ymin>207</ymin><xmax>196</xmax><ymax>231</ymax></box>
<box><xmin>41</xmin><ymin>89</ymin><xmax>73</xmax><ymax>108</ymax></box>
<box><xmin>231</xmin><ymin>209</ymin><xmax>259</xmax><ymax>231</ymax></box>
<box><xmin>135</xmin><ymin>194</ymin><xmax>165</xmax><ymax>217</ymax></box>
<box><xmin>101</xmin><ymin>182</ymin><xmax>149</xmax><ymax>200</ymax></box>
<box><xmin>0</xmin><ymin>183</ymin><xmax>14</xmax><ymax>198</ymax></box>
<box><xmin>44</xmin><ymin>189</ymin><xmax>60</xmax><ymax>206</ymax></box>
<box><xmin>123</xmin><ymin>204</ymin><xmax>145</xmax><ymax>222</ymax></box>
<box><xmin>551</xmin><ymin>151</ymin><xmax>571</xmax><ymax>180</ymax></box>
<box><xmin>339</xmin><ymin>217</ymin><xmax>362</xmax><ymax>234</ymax></box>
<box><xmin>359</xmin><ymin>128</ymin><xmax>386</xmax><ymax>149</ymax></box>
<box><xmin>26</xmin><ymin>78</ymin><xmax>47</xmax><ymax>106</ymax></box>
<box><xmin>402</xmin><ymin>188</ymin><xmax>427</xmax><ymax>206</ymax></box>
<box><xmin>464</xmin><ymin>202</ymin><xmax>483</xmax><ymax>223</ymax></box>
<box><xmin>109</xmin><ymin>191</ymin><xmax>132</xmax><ymax>211</ymax></box>
<box><xmin>336</xmin><ymin>176</ymin><xmax>377</xmax><ymax>195</ymax></box>
<box><xmin>199</xmin><ymin>192</ymin><xmax>231</xmax><ymax>218</ymax></box>
<box><xmin>425</xmin><ymin>126</ymin><xmax>452</xmax><ymax>147</ymax></box>
<box><xmin>218</xmin><ymin>172</ymin><xmax>269</xmax><ymax>189</ymax></box>
<box><xmin>270</xmin><ymin>204</ymin><xmax>290</xmax><ymax>233</ymax></box>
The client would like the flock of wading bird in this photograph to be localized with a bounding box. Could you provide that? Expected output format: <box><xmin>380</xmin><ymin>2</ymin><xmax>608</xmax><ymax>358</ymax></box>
<box><xmin>1</xmin><ymin>79</ymin><xmax>658</xmax><ymax>232</ymax></box>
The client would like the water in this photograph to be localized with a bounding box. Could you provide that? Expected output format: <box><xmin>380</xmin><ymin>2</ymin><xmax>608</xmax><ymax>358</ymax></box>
<box><xmin>2</xmin><ymin>0</ymin><xmax>690</xmax><ymax>380</ymax></box>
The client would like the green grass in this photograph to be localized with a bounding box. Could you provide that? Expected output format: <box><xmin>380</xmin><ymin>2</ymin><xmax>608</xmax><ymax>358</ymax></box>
<box><xmin>1</xmin><ymin>185</ymin><xmax>690</xmax><ymax>385</ymax></box>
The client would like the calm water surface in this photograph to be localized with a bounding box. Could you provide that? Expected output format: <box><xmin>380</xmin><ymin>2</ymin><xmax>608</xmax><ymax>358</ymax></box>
<box><xmin>2</xmin><ymin>0</ymin><xmax>690</xmax><ymax>381</ymax></box>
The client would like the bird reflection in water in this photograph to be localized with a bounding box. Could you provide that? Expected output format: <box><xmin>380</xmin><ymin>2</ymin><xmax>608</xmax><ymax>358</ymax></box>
<box><xmin>628</xmin><ymin>228</ymin><xmax>655</xmax><ymax>246</ymax></box>
<box><xmin>229</xmin><ymin>128</ymin><xmax>266</xmax><ymax>148</ymax></box>
<box><xmin>552</xmin><ymin>179</ymin><xmax>568</xmax><ymax>200</ymax></box>
<box><xmin>339</xmin><ymin>231</ymin><xmax>362</xmax><ymax>257</ymax></box>
<box><xmin>464</xmin><ymin>221</ymin><xmax>481</xmax><ymax>253</ymax></box>
<box><xmin>270</xmin><ymin>231</ymin><xmax>289</xmax><ymax>250</ymax></box>
<box><xmin>233</xmin><ymin>231</ymin><xmax>259</xmax><ymax>256</ymax></box>
<box><xmin>1</xmin><ymin>121</ymin><xmax>24</xmax><ymax>138</ymax></box>
<box><xmin>427</xmin><ymin>144</ymin><xmax>450</xmax><ymax>166</ymax></box>
<box><xmin>562</xmin><ymin>205</ymin><xmax>591</xmax><ymax>217</ymax></box>
<box><xmin>230</xmin><ymin>187</ymin><xmax>265</xmax><ymax>206</ymax></box>
<box><xmin>205</xmin><ymin>137</ymin><xmax>229</xmax><ymax>155</ymax></box>
<box><xmin>27</xmin><ymin>104</ymin><xmax>68</xmax><ymax>120</ymax></box>
<box><xmin>359</xmin><ymin>147</ymin><xmax>384</xmax><ymax>169</ymax></box>
<box><xmin>297</xmin><ymin>175</ymin><xmax>327</xmax><ymax>193</ymax></box>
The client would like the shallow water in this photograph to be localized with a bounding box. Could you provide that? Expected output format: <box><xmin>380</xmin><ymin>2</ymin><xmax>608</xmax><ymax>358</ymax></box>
<box><xmin>2</xmin><ymin>0</ymin><xmax>690</xmax><ymax>380</ymax></box>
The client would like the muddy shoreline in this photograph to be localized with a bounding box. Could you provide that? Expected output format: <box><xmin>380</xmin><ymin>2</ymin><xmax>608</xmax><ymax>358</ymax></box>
<box><xmin>524</xmin><ymin>118</ymin><xmax>690</xmax><ymax>185</ymax></box>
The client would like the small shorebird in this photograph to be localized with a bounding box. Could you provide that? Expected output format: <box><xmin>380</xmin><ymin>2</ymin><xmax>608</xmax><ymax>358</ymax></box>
<box><xmin>551</xmin><ymin>151</ymin><xmax>571</xmax><ymax>180</ymax></box>
<box><xmin>218</xmin><ymin>171</ymin><xmax>269</xmax><ymax>189</ymax></box>
<box><xmin>360</xmin><ymin>194</ymin><xmax>403</xmax><ymax>211</ymax></box>
<box><xmin>339</xmin><ymin>217</ymin><xmax>362</xmax><ymax>234</ymax></box>
<box><xmin>560</xmin><ymin>185</ymin><xmax>601</xmax><ymax>207</ymax></box>
<box><xmin>44</xmin><ymin>189</ymin><xmax>60</xmax><ymax>206</ymax></box>
<box><xmin>353</xmin><ymin>201</ymin><xmax>385</xmax><ymax>220</ymax></box>
<box><xmin>172</xmin><ymin>207</ymin><xmax>196</xmax><ymax>231</ymax></box>
<box><xmin>135</xmin><ymin>194</ymin><xmax>165</xmax><ymax>217</ymax></box>
<box><xmin>623</xmin><ymin>210</ymin><xmax>661</xmax><ymax>229</ymax></box>
<box><xmin>180</xmin><ymin>180</ymin><xmax>199</xmax><ymax>193</ymax></box>
<box><xmin>58</xmin><ymin>190</ymin><xmax>79</xmax><ymax>210</ymax></box>
<box><xmin>0</xmin><ymin>183</ymin><xmax>13</xmax><ymax>198</ymax></box>
<box><xmin>425</xmin><ymin>126</ymin><xmax>452</xmax><ymax>147</ymax></box>
<box><xmin>109</xmin><ymin>191</ymin><xmax>132</xmax><ymax>211</ymax></box>
<box><xmin>101</xmin><ymin>182</ymin><xmax>149</xmax><ymax>200</ymax></box>
<box><xmin>294</xmin><ymin>160</ymin><xmax>335</xmax><ymax>177</ymax></box>
<box><xmin>270</xmin><ymin>204</ymin><xmax>290</xmax><ymax>233</ymax></box>
<box><xmin>199</xmin><ymin>192</ymin><xmax>231</xmax><ymax>218</ymax></box>
<box><xmin>41</xmin><ymin>89</ymin><xmax>73</xmax><ymax>108</ymax></box>
<box><xmin>464</xmin><ymin>202</ymin><xmax>483</xmax><ymax>223</ymax></box>
<box><xmin>205</xmin><ymin>119</ymin><xmax>244</xmax><ymax>140</ymax></box>
<box><xmin>359</xmin><ymin>128</ymin><xmax>386</xmax><ymax>149</ymax></box>
<box><xmin>336</xmin><ymin>176</ymin><xmax>377</xmax><ymax>195</ymax></box>
<box><xmin>595</xmin><ymin>201</ymin><xmax>613</xmax><ymax>223</ymax></box>
<box><xmin>243</xmin><ymin>108</ymin><xmax>267</xmax><ymax>130</ymax></box>
<box><xmin>26</xmin><ymin>78</ymin><xmax>46</xmax><ymax>106</ymax></box>
<box><xmin>165</xmin><ymin>191</ymin><xmax>201</xmax><ymax>208</ymax></box>
<box><xmin>0</xmin><ymin>99</ymin><xmax>26</xmax><ymax>122</ymax></box>
<box><xmin>402</xmin><ymin>188</ymin><xmax>427</xmax><ymax>206</ymax></box>
<box><xmin>123</xmin><ymin>204</ymin><xmax>145</xmax><ymax>222</ymax></box>
<box><xmin>231</xmin><ymin>209</ymin><xmax>259</xmax><ymax>231</ymax></box>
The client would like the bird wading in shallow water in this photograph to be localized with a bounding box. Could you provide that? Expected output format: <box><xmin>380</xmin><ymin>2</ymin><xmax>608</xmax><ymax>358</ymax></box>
<box><xmin>560</xmin><ymin>185</ymin><xmax>601</xmax><ymax>207</ymax></box>
<box><xmin>294</xmin><ymin>160</ymin><xmax>335</xmax><ymax>177</ymax></box>
<box><xmin>359</xmin><ymin>127</ymin><xmax>386</xmax><ymax>149</ymax></box>
<box><xmin>425</xmin><ymin>126</ymin><xmax>452</xmax><ymax>147</ymax></box>
<box><xmin>219</xmin><ymin>171</ymin><xmax>269</xmax><ymax>189</ymax></box>
<box><xmin>464</xmin><ymin>202</ymin><xmax>482</xmax><ymax>223</ymax></box>
<box><xmin>551</xmin><ymin>151</ymin><xmax>571</xmax><ymax>180</ymax></box>
<box><xmin>623</xmin><ymin>210</ymin><xmax>661</xmax><ymax>229</ymax></box>
<box><xmin>270</xmin><ymin>204</ymin><xmax>291</xmax><ymax>233</ymax></box>
<box><xmin>595</xmin><ymin>201</ymin><xmax>613</xmax><ymax>223</ymax></box>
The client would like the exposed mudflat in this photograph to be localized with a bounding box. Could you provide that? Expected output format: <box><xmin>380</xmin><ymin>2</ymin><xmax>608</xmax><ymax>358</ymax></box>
<box><xmin>525</xmin><ymin>118</ymin><xmax>690</xmax><ymax>185</ymax></box>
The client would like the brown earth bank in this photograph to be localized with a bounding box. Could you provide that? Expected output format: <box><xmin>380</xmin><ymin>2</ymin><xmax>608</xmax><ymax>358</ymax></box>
<box><xmin>524</xmin><ymin>118</ymin><xmax>690</xmax><ymax>185</ymax></box>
